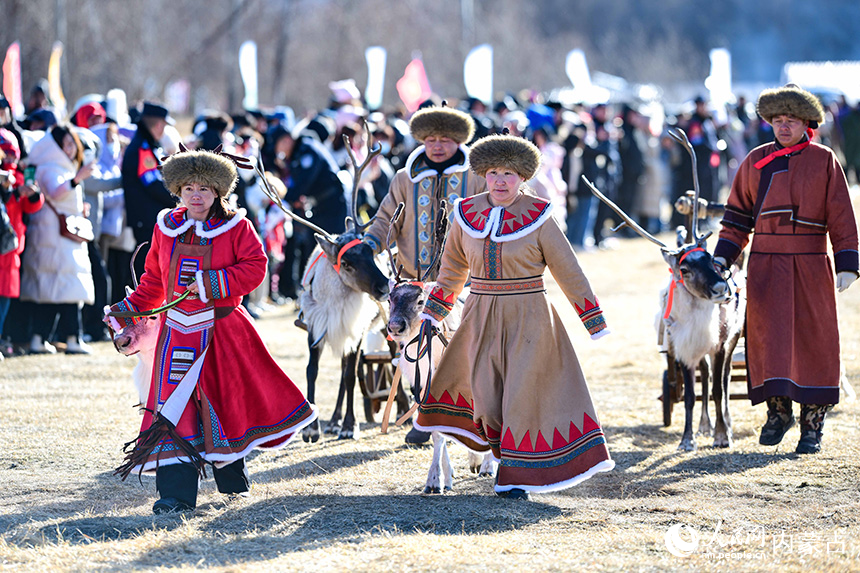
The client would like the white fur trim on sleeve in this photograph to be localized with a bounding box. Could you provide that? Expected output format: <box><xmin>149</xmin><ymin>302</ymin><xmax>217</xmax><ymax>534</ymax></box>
<box><xmin>195</xmin><ymin>270</ymin><xmax>209</xmax><ymax>303</ymax></box>
<box><xmin>418</xmin><ymin>312</ymin><xmax>441</xmax><ymax>328</ymax></box>
<box><xmin>590</xmin><ymin>328</ymin><xmax>611</xmax><ymax>341</ymax></box>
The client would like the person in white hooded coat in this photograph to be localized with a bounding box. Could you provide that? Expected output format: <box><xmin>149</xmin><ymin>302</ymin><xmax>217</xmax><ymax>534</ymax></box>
<box><xmin>19</xmin><ymin>124</ymin><xmax>95</xmax><ymax>354</ymax></box>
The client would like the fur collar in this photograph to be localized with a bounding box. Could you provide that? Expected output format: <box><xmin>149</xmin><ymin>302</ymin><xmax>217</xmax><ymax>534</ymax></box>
<box><xmin>405</xmin><ymin>144</ymin><xmax>471</xmax><ymax>183</ymax></box>
<box><xmin>453</xmin><ymin>192</ymin><xmax>553</xmax><ymax>243</ymax></box>
<box><xmin>157</xmin><ymin>207</ymin><xmax>247</xmax><ymax>238</ymax></box>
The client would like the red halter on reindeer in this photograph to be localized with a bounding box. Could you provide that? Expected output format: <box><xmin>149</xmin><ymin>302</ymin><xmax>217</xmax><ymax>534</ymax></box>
<box><xmin>584</xmin><ymin>126</ymin><xmax>745</xmax><ymax>451</ymax></box>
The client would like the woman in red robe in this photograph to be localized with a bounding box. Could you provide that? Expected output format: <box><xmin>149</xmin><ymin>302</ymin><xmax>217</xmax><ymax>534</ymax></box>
<box><xmin>107</xmin><ymin>148</ymin><xmax>317</xmax><ymax>513</ymax></box>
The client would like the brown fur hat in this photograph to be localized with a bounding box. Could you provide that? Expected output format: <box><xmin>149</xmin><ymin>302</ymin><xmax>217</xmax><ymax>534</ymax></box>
<box><xmin>160</xmin><ymin>149</ymin><xmax>238</xmax><ymax>198</ymax></box>
<box><xmin>468</xmin><ymin>134</ymin><xmax>541</xmax><ymax>181</ymax></box>
<box><xmin>409</xmin><ymin>105</ymin><xmax>476</xmax><ymax>144</ymax></box>
<box><xmin>756</xmin><ymin>84</ymin><xmax>825</xmax><ymax>127</ymax></box>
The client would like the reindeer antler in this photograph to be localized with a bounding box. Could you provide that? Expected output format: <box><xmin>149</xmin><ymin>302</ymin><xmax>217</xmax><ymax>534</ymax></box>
<box><xmin>421</xmin><ymin>200</ymin><xmax>450</xmax><ymax>282</ymax></box>
<box><xmin>344</xmin><ymin>121</ymin><xmax>382</xmax><ymax>235</ymax></box>
<box><xmin>386</xmin><ymin>202</ymin><xmax>405</xmax><ymax>283</ymax></box>
<box><xmin>582</xmin><ymin>176</ymin><xmax>668</xmax><ymax>249</ymax></box>
<box><xmin>253</xmin><ymin>156</ymin><xmax>336</xmax><ymax>241</ymax></box>
<box><xmin>667</xmin><ymin>127</ymin><xmax>703</xmax><ymax>243</ymax></box>
<box><xmin>157</xmin><ymin>142</ymin><xmax>254</xmax><ymax>171</ymax></box>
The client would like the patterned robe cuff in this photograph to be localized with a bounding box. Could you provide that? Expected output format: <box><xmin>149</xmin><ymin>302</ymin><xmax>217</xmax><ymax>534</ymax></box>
<box><xmin>574</xmin><ymin>298</ymin><xmax>607</xmax><ymax>336</ymax></box>
<box><xmin>713</xmin><ymin>238</ymin><xmax>742</xmax><ymax>266</ymax></box>
<box><xmin>199</xmin><ymin>269</ymin><xmax>230</xmax><ymax>302</ymax></box>
<box><xmin>108</xmin><ymin>299</ymin><xmax>141</xmax><ymax>329</ymax></box>
<box><xmin>364</xmin><ymin>233</ymin><xmax>382</xmax><ymax>255</ymax></box>
<box><xmin>424</xmin><ymin>286</ymin><xmax>455</xmax><ymax>324</ymax></box>
<box><xmin>834</xmin><ymin>250</ymin><xmax>859</xmax><ymax>275</ymax></box>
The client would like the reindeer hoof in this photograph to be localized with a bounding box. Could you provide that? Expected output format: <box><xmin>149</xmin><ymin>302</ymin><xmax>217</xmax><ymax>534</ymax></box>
<box><xmin>324</xmin><ymin>422</ymin><xmax>341</xmax><ymax>435</ymax></box>
<box><xmin>423</xmin><ymin>486</ymin><xmax>442</xmax><ymax>495</ymax></box>
<box><xmin>302</xmin><ymin>420</ymin><xmax>321</xmax><ymax>443</ymax></box>
<box><xmin>479</xmin><ymin>470</ymin><xmax>494</xmax><ymax>477</ymax></box>
<box><xmin>302</xmin><ymin>429</ymin><xmax>320</xmax><ymax>443</ymax></box>
<box><xmin>696</xmin><ymin>425</ymin><xmax>713</xmax><ymax>437</ymax></box>
<box><xmin>337</xmin><ymin>424</ymin><xmax>359</xmax><ymax>440</ymax></box>
<box><xmin>713</xmin><ymin>433</ymin><xmax>733</xmax><ymax>448</ymax></box>
<box><xmin>677</xmin><ymin>439</ymin><xmax>697</xmax><ymax>452</ymax></box>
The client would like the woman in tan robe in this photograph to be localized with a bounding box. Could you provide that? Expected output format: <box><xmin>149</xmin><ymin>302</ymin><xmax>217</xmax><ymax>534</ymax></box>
<box><xmin>414</xmin><ymin>133</ymin><xmax>614</xmax><ymax>499</ymax></box>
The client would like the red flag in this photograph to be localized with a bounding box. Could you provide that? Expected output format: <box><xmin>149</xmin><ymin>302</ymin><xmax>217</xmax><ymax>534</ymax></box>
<box><xmin>2</xmin><ymin>42</ymin><xmax>22</xmax><ymax>118</ymax></box>
<box><xmin>396</xmin><ymin>58</ymin><xmax>432</xmax><ymax>113</ymax></box>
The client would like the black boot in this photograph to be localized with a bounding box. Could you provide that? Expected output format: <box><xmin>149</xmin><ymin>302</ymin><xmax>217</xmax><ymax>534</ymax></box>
<box><xmin>214</xmin><ymin>458</ymin><xmax>250</xmax><ymax>496</ymax></box>
<box><xmin>405</xmin><ymin>427</ymin><xmax>431</xmax><ymax>445</ymax></box>
<box><xmin>796</xmin><ymin>404</ymin><xmax>833</xmax><ymax>454</ymax></box>
<box><xmin>154</xmin><ymin>463</ymin><xmax>198</xmax><ymax>514</ymax></box>
<box><xmin>759</xmin><ymin>396</ymin><xmax>795</xmax><ymax>446</ymax></box>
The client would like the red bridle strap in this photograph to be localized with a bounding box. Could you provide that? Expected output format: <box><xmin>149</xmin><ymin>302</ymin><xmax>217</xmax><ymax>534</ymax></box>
<box><xmin>301</xmin><ymin>238</ymin><xmax>365</xmax><ymax>285</ymax></box>
<box><xmin>663</xmin><ymin>247</ymin><xmax>705</xmax><ymax>320</ymax></box>
<box><xmin>332</xmin><ymin>238</ymin><xmax>364</xmax><ymax>274</ymax></box>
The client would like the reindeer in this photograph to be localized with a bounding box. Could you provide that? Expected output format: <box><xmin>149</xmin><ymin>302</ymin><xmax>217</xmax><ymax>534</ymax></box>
<box><xmin>582</xmin><ymin>127</ymin><xmax>745</xmax><ymax>451</ymax></box>
<box><xmin>112</xmin><ymin>311</ymin><xmax>160</xmax><ymax>410</ymax></box>
<box><xmin>106</xmin><ymin>246</ymin><xmax>163</xmax><ymax>411</ymax></box>
<box><xmin>259</xmin><ymin>125</ymin><xmax>390</xmax><ymax>441</ymax></box>
<box><xmin>384</xmin><ymin>203</ymin><xmax>497</xmax><ymax>493</ymax></box>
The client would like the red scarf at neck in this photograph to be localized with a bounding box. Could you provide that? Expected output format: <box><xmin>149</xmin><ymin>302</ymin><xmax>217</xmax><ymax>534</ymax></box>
<box><xmin>753</xmin><ymin>128</ymin><xmax>814</xmax><ymax>169</ymax></box>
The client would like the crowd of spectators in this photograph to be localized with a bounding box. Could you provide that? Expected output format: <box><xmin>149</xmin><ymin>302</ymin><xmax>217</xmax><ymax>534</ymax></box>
<box><xmin>2</xmin><ymin>76</ymin><xmax>857</xmax><ymax>360</ymax></box>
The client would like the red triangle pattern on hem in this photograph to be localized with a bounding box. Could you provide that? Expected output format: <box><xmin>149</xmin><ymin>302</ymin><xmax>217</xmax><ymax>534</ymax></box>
<box><xmin>427</xmin><ymin>391</ymin><xmax>473</xmax><ymax>410</ymax></box>
<box><xmin>500</xmin><ymin>413</ymin><xmax>601</xmax><ymax>453</ymax></box>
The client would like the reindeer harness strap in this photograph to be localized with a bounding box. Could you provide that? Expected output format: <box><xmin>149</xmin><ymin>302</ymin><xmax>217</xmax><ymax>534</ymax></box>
<box><xmin>663</xmin><ymin>247</ymin><xmax>705</xmax><ymax>320</ymax></box>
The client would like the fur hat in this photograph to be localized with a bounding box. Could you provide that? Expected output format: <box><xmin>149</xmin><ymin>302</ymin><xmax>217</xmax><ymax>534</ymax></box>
<box><xmin>409</xmin><ymin>105</ymin><xmax>475</xmax><ymax>144</ymax></box>
<box><xmin>756</xmin><ymin>84</ymin><xmax>825</xmax><ymax>128</ymax></box>
<box><xmin>468</xmin><ymin>133</ymin><xmax>541</xmax><ymax>181</ymax></box>
<box><xmin>161</xmin><ymin>149</ymin><xmax>238</xmax><ymax>198</ymax></box>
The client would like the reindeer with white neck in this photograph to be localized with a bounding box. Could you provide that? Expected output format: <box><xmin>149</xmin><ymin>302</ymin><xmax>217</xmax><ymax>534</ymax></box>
<box><xmin>384</xmin><ymin>202</ymin><xmax>497</xmax><ymax>493</ymax></box>
<box><xmin>259</xmin><ymin>125</ymin><xmax>390</xmax><ymax>441</ymax></box>
<box><xmin>583</xmin><ymin>127</ymin><xmax>745</xmax><ymax>451</ymax></box>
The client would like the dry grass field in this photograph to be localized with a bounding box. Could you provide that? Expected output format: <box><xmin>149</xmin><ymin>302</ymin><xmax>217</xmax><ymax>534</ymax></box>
<box><xmin>3</xmin><ymin>227</ymin><xmax>860</xmax><ymax>572</ymax></box>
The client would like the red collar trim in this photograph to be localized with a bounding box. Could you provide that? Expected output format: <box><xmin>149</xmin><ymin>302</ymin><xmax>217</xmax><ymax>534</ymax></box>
<box><xmin>753</xmin><ymin>128</ymin><xmax>813</xmax><ymax>169</ymax></box>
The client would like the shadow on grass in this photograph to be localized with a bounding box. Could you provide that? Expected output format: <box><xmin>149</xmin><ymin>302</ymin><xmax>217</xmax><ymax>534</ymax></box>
<box><xmin>251</xmin><ymin>448</ymin><xmax>394</xmax><ymax>483</ymax></box>
<box><xmin>9</xmin><ymin>492</ymin><xmax>561</xmax><ymax>562</ymax></box>
<box><xmin>564</xmin><ymin>449</ymin><xmax>796</xmax><ymax>500</ymax></box>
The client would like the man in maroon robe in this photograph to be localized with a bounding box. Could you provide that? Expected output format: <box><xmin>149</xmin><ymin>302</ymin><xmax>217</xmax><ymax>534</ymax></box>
<box><xmin>714</xmin><ymin>84</ymin><xmax>858</xmax><ymax>454</ymax></box>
